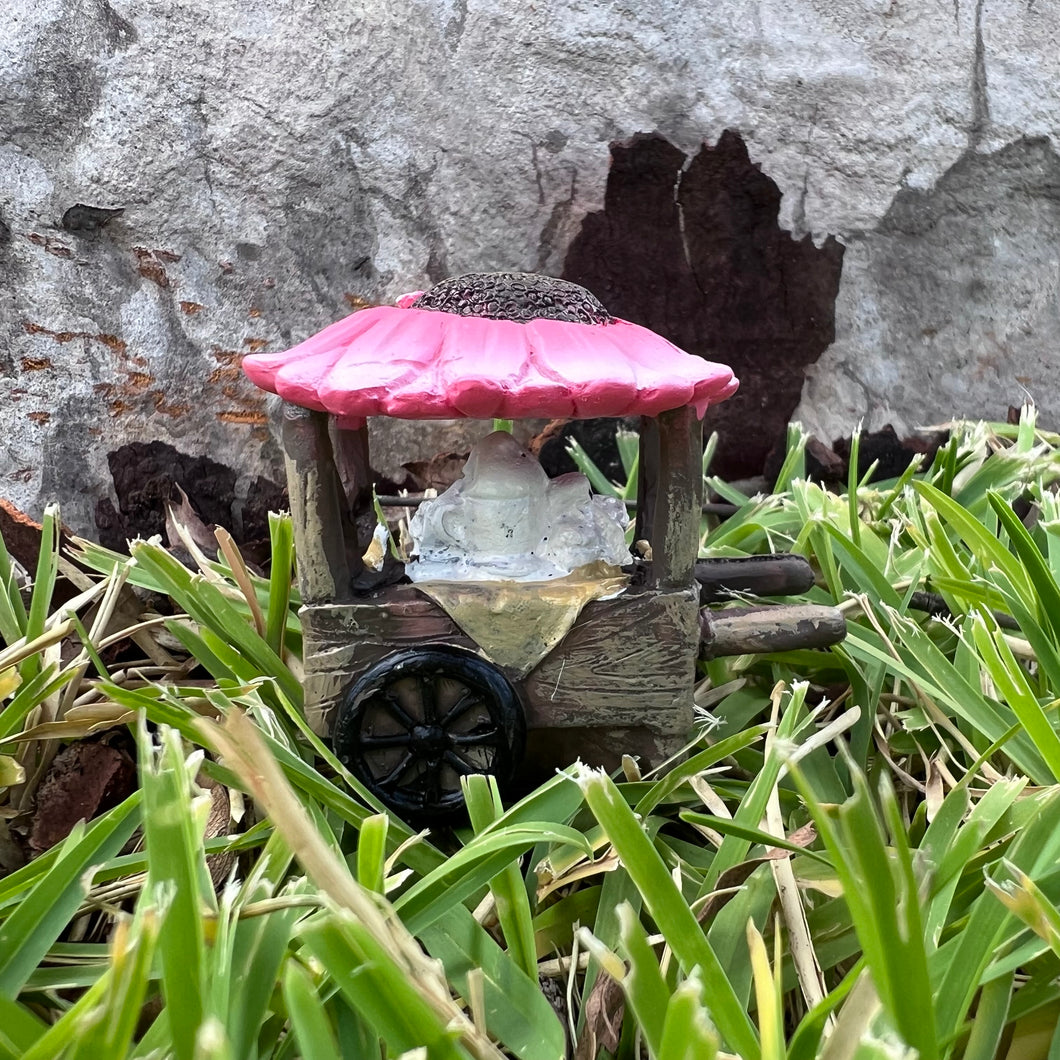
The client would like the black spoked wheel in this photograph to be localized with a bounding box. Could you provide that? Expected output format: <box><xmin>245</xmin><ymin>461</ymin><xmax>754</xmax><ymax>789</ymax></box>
<box><xmin>333</xmin><ymin>647</ymin><xmax>525</xmax><ymax>818</ymax></box>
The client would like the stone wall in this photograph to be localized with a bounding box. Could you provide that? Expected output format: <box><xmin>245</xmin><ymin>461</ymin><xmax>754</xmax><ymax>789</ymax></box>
<box><xmin>3</xmin><ymin>0</ymin><xmax>1058</xmax><ymax>535</ymax></box>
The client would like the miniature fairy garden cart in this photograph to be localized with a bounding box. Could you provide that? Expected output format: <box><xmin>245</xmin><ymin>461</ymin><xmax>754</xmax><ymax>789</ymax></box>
<box><xmin>243</xmin><ymin>273</ymin><xmax>844</xmax><ymax>817</ymax></box>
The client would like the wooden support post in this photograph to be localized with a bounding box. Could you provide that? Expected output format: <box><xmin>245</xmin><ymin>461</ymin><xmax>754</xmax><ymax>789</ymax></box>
<box><xmin>634</xmin><ymin>415</ymin><xmax>659</xmax><ymax>546</ymax></box>
<box><xmin>650</xmin><ymin>406</ymin><xmax>702</xmax><ymax>589</ymax></box>
<box><xmin>330</xmin><ymin>420</ymin><xmax>374</xmax><ymax>562</ymax></box>
<box><xmin>280</xmin><ymin>403</ymin><xmax>353</xmax><ymax>603</ymax></box>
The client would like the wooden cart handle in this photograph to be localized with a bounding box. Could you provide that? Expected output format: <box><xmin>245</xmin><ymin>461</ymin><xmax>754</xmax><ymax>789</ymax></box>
<box><xmin>700</xmin><ymin>603</ymin><xmax>846</xmax><ymax>658</ymax></box>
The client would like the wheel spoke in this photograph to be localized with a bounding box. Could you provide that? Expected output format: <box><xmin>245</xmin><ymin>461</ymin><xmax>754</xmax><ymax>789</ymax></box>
<box><xmin>360</xmin><ymin>733</ymin><xmax>412</xmax><ymax>749</ymax></box>
<box><xmin>449</xmin><ymin>727</ymin><xmax>500</xmax><ymax>747</ymax></box>
<box><xmin>444</xmin><ymin>750</ymin><xmax>484</xmax><ymax>776</ymax></box>
<box><xmin>377</xmin><ymin>693</ymin><xmax>416</xmax><ymax>730</ymax></box>
<box><xmin>423</xmin><ymin>758</ymin><xmax>445</xmax><ymax>804</ymax></box>
<box><xmin>437</xmin><ymin>686</ymin><xmax>479</xmax><ymax>723</ymax></box>
<box><xmin>420</xmin><ymin>675</ymin><xmax>439</xmax><ymax>723</ymax></box>
<box><xmin>374</xmin><ymin>752</ymin><xmax>414</xmax><ymax>789</ymax></box>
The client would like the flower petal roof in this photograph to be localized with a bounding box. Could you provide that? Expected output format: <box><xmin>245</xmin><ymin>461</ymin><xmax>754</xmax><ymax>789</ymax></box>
<box><xmin>242</xmin><ymin>273</ymin><xmax>738</xmax><ymax>423</ymax></box>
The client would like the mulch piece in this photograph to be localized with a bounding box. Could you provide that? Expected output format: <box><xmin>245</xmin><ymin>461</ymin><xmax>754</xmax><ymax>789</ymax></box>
<box><xmin>0</xmin><ymin>499</ymin><xmax>86</xmax><ymax>607</ymax></box>
<box><xmin>28</xmin><ymin>733</ymin><xmax>137</xmax><ymax>855</ymax></box>
<box><xmin>0</xmin><ymin>499</ymin><xmax>45</xmax><ymax>573</ymax></box>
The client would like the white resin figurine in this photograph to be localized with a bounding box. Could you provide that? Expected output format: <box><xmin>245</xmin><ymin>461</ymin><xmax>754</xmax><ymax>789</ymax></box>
<box><xmin>408</xmin><ymin>431</ymin><xmax>631</xmax><ymax>582</ymax></box>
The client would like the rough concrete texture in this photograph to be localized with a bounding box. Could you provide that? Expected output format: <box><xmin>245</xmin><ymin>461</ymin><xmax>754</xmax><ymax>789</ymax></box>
<box><xmin>794</xmin><ymin>136</ymin><xmax>1060</xmax><ymax>440</ymax></box>
<box><xmin>2</xmin><ymin>0</ymin><xmax>1059</xmax><ymax>534</ymax></box>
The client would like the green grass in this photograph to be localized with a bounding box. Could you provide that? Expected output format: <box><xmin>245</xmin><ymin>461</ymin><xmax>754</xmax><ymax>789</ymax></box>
<box><xmin>1</xmin><ymin>408</ymin><xmax>1060</xmax><ymax>1057</ymax></box>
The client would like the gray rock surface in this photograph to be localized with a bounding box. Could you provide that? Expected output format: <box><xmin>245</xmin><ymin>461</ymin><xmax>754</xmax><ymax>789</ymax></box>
<box><xmin>794</xmin><ymin>136</ymin><xmax>1060</xmax><ymax>441</ymax></box>
<box><xmin>2</xmin><ymin>0</ymin><xmax>1059</xmax><ymax>534</ymax></box>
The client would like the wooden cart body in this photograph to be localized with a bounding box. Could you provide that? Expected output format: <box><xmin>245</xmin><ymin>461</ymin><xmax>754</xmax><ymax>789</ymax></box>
<box><xmin>283</xmin><ymin>401</ymin><xmax>705</xmax><ymax>775</ymax></box>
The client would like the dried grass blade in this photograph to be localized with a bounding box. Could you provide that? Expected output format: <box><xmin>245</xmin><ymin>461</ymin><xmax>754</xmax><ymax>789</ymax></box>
<box><xmin>200</xmin><ymin>708</ymin><xmax>503</xmax><ymax>1060</ymax></box>
<box><xmin>214</xmin><ymin>528</ymin><xmax>265</xmax><ymax>638</ymax></box>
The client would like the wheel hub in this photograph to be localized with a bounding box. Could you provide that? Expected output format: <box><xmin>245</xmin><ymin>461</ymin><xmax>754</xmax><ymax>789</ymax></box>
<box><xmin>410</xmin><ymin>723</ymin><xmax>448</xmax><ymax>755</ymax></box>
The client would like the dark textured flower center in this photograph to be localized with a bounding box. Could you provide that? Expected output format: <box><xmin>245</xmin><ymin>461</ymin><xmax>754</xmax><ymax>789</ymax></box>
<box><xmin>411</xmin><ymin>272</ymin><xmax>613</xmax><ymax>325</ymax></box>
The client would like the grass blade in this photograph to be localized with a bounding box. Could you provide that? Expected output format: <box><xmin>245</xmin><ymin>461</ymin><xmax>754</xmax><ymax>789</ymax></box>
<box><xmin>394</xmin><ymin>823</ymin><xmax>591</xmax><ymax>935</ymax></box>
<box><xmin>68</xmin><ymin>901</ymin><xmax>161</xmax><ymax>1060</ymax></box>
<box><xmin>789</xmin><ymin>761</ymin><xmax>937</xmax><ymax>1060</ymax></box>
<box><xmin>613</xmin><ymin>901</ymin><xmax>670</xmax><ymax>1056</ymax></box>
<box><xmin>20</xmin><ymin>505</ymin><xmax>59</xmax><ymax>682</ymax></box>
<box><xmin>747</xmin><ymin>919</ymin><xmax>786</xmax><ymax>1060</ymax></box>
<box><xmin>575</xmin><ymin>766</ymin><xmax>760</xmax><ymax>1059</ymax></box>
<box><xmin>658</xmin><ymin>970</ymin><xmax>720</xmax><ymax>1060</ymax></box>
<box><xmin>970</xmin><ymin>615</ymin><xmax>1060</xmax><ymax>781</ymax></box>
<box><xmin>962</xmin><ymin>969</ymin><xmax>1015</xmax><ymax>1060</ymax></box>
<box><xmin>988</xmin><ymin>491</ymin><xmax>1060</xmax><ymax>643</ymax></box>
<box><xmin>355</xmin><ymin>813</ymin><xmax>388</xmax><ymax>894</ymax></box>
<box><xmin>464</xmin><ymin>774</ymin><xmax>538</xmax><ymax>982</ymax></box>
<box><xmin>139</xmin><ymin>723</ymin><xmax>216</xmax><ymax>1060</ymax></box>
<box><xmin>420</xmin><ymin>906</ymin><xmax>567</xmax><ymax>1060</ymax></box>
<box><xmin>0</xmin><ymin>530</ymin><xmax>28</xmax><ymax>645</ymax></box>
<box><xmin>266</xmin><ymin>512</ymin><xmax>295</xmax><ymax>657</ymax></box>
<box><xmin>0</xmin><ymin>996</ymin><xmax>46</xmax><ymax>1059</ymax></box>
<box><xmin>282</xmin><ymin>960</ymin><xmax>344</xmax><ymax>1060</ymax></box>
<box><xmin>301</xmin><ymin>911</ymin><xmax>479</xmax><ymax>1060</ymax></box>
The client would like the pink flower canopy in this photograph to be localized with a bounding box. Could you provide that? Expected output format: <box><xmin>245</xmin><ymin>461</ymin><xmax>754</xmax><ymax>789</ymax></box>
<box><xmin>243</xmin><ymin>273</ymin><xmax>738</xmax><ymax>423</ymax></box>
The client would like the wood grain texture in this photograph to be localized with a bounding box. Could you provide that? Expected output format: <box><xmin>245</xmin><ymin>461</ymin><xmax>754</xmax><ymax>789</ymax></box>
<box><xmin>301</xmin><ymin>584</ymin><xmax>700</xmax><ymax>756</ymax></box>
<box><xmin>521</xmin><ymin>588</ymin><xmax>699</xmax><ymax>733</ymax></box>
<box><xmin>330</xmin><ymin>421</ymin><xmax>374</xmax><ymax>559</ymax></box>
<box><xmin>301</xmin><ymin>587</ymin><xmax>475</xmax><ymax>732</ymax></box>
<box><xmin>702</xmin><ymin>603</ymin><xmax>847</xmax><ymax>657</ymax></box>
<box><xmin>650</xmin><ymin>405</ymin><xmax>702</xmax><ymax>589</ymax></box>
<box><xmin>634</xmin><ymin>414</ymin><xmax>659</xmax><ymax>545</ymax></box>
<box><xmin>282</xmin><ymin>404</ymin><xmax>353</xmax><ymax>603</ymax></box>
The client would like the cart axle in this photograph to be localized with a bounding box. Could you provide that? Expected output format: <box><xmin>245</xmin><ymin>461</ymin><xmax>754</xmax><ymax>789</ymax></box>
<box><xmin>694</xmin><ymin>553</ymin><xmax>816</xmax><ymax>603</ymax></box>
